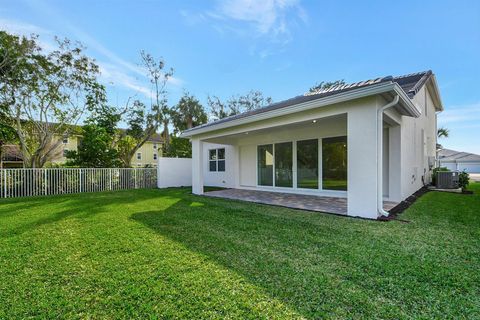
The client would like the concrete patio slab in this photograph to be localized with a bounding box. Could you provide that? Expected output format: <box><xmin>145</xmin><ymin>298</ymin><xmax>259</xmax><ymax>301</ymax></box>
<box><xmin>205</xmin><ymin>189</ymin><xmax>398</xmax><ymax>216</ymax></box>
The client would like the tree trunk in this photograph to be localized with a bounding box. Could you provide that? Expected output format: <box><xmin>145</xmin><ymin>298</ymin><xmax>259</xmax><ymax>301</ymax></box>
<box><xmin>163</xmin><ymin>120</ymin><xmax>170</xmax><ymax>149</ymax></box>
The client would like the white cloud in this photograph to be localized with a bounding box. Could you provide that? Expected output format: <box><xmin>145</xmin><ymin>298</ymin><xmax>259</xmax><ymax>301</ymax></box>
<box><xmin>0</xmin><ymin>17</ymin><xmax>49</xmax><ymax>35</ymax></box>
<box><xmin>217</xmin><ymin>0</ymin><xmax>305</xmax><ymax>37</ymax></box>
<box><xmin>438</xmin><ymin>102</ymin><xmax>480</xmax><ymax>125</ymax></box>
<box><xmin>98</xmin><ymin>63</ymin><xmax>154</xmax><ymax>100</ymax></box>
<box><xmin>0</xmin><ymin>16</ymin><xmax>182</xmax><ymax>99</ymax></box>
<box><xmin>0</xmin><ymin>17</ymin><xmax>57</xmax><ymax>52</ymax></box>
<box><xmin>181</xmin><ymin>0</ymin><xmax>307</xmax><ymax>56</ymax></box>
<box><xmin>438</xmin><ymin>102</ymin><xmax>480</xmax><ymax>154</ymax></box>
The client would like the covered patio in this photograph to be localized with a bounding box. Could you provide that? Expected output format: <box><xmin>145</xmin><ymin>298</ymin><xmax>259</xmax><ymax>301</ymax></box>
<box><xmin>205</xmin><ymin>188</ymin><xmax>399</xmax><ymax>215</ymax></box>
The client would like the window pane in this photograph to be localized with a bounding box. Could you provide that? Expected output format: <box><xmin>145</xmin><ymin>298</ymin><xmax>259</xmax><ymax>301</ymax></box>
<box><xmin>322</xmin><ymin>136</ymin><xmax>347</xmax><ymax>190</ymax></box>
<box><xmin>275</xmin><ymin>142</ymin><xmax>293</xmax><ymax>187</ymax></box>
<box><xmin>209</xmin><ymin>149</ymin><xmax>217</xmax><ymax>160</ymax></box>
<box><xmin>257</xmin><ymin>144</ymin><xmax>273</xmax><ymax>186</ymax></box>
<box><xmin>297</xmin><ymin>139</ymin><xmax>318</xmax><ymax>189</ymax></box>
<box><xmin>218</xmin><ymin>160</ymin><xmax>225</xmax><ymax>172</ymax></box>
<box><xmin>209</xmin><ymin>160</ymin><xmax>217</xmax><ymax>172</ymax></box>
<box><xmin>217</xmin><ymin>148</ymin><xmax>225</xmax><ymax>160</ymax></box>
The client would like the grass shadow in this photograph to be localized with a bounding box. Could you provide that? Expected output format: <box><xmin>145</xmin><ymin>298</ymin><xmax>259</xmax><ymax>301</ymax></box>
<box><xmin>129</xmin><ymin>196</ymin><xmax>409</xmax><ymax>318</ymax></box>
<box><xmin>0</xmin><ymin>189</ymin><xmax>164</xmax><ymax>237</ymax></box>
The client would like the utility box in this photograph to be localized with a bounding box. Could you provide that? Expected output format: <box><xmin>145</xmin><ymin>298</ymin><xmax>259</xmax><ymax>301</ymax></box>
<box><xmin>437</xmin><ymin>171</ymin><xmax>459</xmax><ymax>189</ymax></box>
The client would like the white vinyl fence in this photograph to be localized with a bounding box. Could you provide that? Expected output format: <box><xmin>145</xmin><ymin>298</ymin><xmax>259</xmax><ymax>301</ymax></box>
<box><xmin>0</xmin><ymin>168</ymin><xmax>157</xmax><ymax>199</ymax></box>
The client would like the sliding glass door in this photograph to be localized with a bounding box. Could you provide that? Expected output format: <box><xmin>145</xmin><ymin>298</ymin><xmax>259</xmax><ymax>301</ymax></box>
<box><xmin>275</xmin><ymin>142</ymin><xmax>293</xmax><ymax>187</ymax></box>
<box><xmin>258</xmin><ymin>144</ymin><xmax>273</xmax><ymax>186</ymax></box>
<box><xmin>256</xmin><ymin>137</ymin><xmax>346</xmax><ymax>191</ymax></box>
<box><xmin>322</xmin><ymin>136</ymin><xmax>347</xmax><ymax>190</ymax></box>
<box><xmin>297</xmin><ymin>139</ymin><xmax>318</xmax><ymax>189</ymax></box>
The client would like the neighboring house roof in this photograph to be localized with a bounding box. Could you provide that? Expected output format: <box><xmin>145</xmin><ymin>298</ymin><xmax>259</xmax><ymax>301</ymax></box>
<box><xmin>1</xmin><ymin>145</ymin><xmax>24</xmax><ymax>161</ymax></box>
<box><xmin>19</xmin><ymin>121</ymin><xmax>163</xmax><ymax>144</ymax></box>
<box><xmin>438</xmin><ymin>149</ymin><xmax>480</xmax><ymax>162</ymax></box>
<box><xmin>181</xmin><ymin>70</ymin><xmax>443</xmax><ymax>138</ymax></box>
<box><xmin>116</xmin><ymin>129</ymin><xmax>163</xmax><ymax>143</ymax></box>
<box><xmin>146</xmin><ymin>133</ymin><xmax>163</xmax><ymax>143</ymax></box>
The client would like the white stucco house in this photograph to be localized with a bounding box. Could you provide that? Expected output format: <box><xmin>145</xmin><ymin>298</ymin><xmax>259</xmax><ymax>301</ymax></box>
<box><xmin>438</xmin><ymin>149</ymin><xmax>480</xmax><ymax>173</ymax></box>
<box><xmin>180</xmin><ymin>71</ymin><xmax>443</xmax><ymax>219</ymax></box>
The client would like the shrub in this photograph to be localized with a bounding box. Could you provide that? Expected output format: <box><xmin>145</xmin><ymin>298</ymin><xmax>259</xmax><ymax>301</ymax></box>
<box><xmin>432</xmin><ymin>167</ymin><xmax>449</xmax><ymax>186</ymax></box>
<box><xmin>459</xmin><ymin>171</ymin><xmax>470</xmax><ymax>191</ymax></box>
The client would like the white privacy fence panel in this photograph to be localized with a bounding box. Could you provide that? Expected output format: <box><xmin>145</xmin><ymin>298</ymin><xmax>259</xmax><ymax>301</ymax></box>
<box><xmin>0</xmin><ymin>168</ymin><xmax>157</xmax><ymax>199</ymax></box>
<box><xmin>157</xmin><ymin>157</ymin><xmax>192</xmax><ymax>188</ymax></box>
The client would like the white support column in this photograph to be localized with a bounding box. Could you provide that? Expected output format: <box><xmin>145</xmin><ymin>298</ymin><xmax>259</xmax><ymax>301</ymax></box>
<box><xmin>347</xmin><ymin>103</ymin><xmax>379</xmax><ymax>219</ymax></box>
<box><xmin>232</xmin><ymin>144</ymin><xmax>240</xmax><ymax>188</ymax></box>
<box><xmin>192</xmin><ymin>138</ymin><xmax>204</xmax><ymax>194</ymax></box>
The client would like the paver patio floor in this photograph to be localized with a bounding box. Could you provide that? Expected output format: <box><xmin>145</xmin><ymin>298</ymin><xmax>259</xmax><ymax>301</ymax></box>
<box><xmin>205</xmin><ymin>188</ymin><xmax>398</xmax><ymax>216</ymax></box>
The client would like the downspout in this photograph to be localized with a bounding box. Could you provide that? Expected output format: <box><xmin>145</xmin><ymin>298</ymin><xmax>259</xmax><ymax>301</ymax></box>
<box><xmin>377</xmin><ymin>94</ymin><xmax>399</xmax><ymax>217</ymax></box>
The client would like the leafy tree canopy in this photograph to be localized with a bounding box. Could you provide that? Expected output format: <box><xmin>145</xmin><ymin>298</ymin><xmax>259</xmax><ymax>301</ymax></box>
<box><xmin>208</xmin><ymin>90</ymin><xmax>273</xmax><ymax>120</ymax></box>
<box><xmin>309</xmin><ymin>80</ymin><xmax>346</xmax><ymax>93</ymax></box>
<box><xmin>437</xmin><ymin>127</ymin><xmax>449</xmax><ymax>138</ymax></box>
<box><xmin>0</xmin><ymin>31</ymin><xmax>105</xmax><ymax>168</ymax></box>
<box><xmin>172</xmin><ymin>91</ymin><xmax>208</xmax><ymax>133</ymax></box>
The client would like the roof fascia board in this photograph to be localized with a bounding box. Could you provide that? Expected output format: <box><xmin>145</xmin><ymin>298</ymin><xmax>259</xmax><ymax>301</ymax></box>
<box><xmin>426</xmin><ymin>75</ymin><xmax>444</xmax><ymax>111</ymax></box>
<box><xmin>181</xmin><ymin>82</ymin><xmax>417</xmax><ymax>138</ymax></box>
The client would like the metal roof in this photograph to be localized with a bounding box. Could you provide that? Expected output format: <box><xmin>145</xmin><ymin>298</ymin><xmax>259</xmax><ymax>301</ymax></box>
<box><xmin>439</xmin><ymin>149</ymin><xmax>480</xmax><ymax>162</ymax></box>
<box><xmin>183</xmin><ymin>70</ymin><xmax>434</xmax><ymax>136</ymax></box>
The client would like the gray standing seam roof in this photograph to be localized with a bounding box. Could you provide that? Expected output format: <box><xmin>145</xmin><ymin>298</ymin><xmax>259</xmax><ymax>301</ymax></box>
<box><xmin>439</xmin><ymin>149</ymin><xmax>480</xmax><ymax>162</ymax></box>
<box><xmin>184</xmin><ymin>70</ymin><xmax>433</xmax><ymax>134</ymax></box>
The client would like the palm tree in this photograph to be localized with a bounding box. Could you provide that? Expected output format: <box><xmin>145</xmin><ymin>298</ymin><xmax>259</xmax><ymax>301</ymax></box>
<box><xmin>437</xmin><ymin>127</ymin><xmax>449</xmax><ymax>138</ymax></box>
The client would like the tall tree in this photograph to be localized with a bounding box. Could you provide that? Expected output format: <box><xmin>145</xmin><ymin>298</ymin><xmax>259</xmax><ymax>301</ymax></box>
<box><xmin>0</xmin><ymin>31</ymin><xmax>105</xmax><ymax>168</ymax></box>
<box><xmin>208</xmin><ymin>90</ymin><xmax>272</xmax><ymax>120</ymax></box>
<box><xmin>117</xmin><ymin>51</ymin><xmax>173</xmax><ymax>167</ymax></box>
<box><xmin>172</xmin><ymin>91</ymin><xmax>207</xmax><ymax>132</ymax></box>
<box><xmin>166</xmin><ymin>92</ymin><xmax>208</xmax><ymax>158</ymax></box>
<box><xmin>309</xmin><ymin>80</ymin><xmax>346</xmax><ymax>93</ymax></box>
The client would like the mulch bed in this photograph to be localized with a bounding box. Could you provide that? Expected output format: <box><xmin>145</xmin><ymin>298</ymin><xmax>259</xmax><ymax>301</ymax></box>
<box><xmin>379</xmin><ymin>186</ymin><xmax>474</xmax><ymax>222</ymax></box>
<box><xmin>378</xmin><ymin>186</ymin><xmax>430</xmax><ymax>222</ymax></box>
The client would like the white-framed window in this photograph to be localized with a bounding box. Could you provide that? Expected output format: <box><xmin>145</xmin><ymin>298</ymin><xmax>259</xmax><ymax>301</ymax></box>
<box><xmin>63</xmin><ymin>149</ymin><xmax>69</xmax><ymax>157</ymax></box>
<box><xmin>62</xmin><ymin>136</ymin><xmax>68</xmax><ymax>144</ymax></box>
<box><xmin>153</xmin><ymin>143</ymin><xmax>157</xmax><ymax>150</ymax></box>
<box><xmin>209</xmin><ymin>148</ymin><xmax>225</xmax><ymax>172</ymax></box>
<box><xmin>153</xmin><ymin>153</ymin><xmax>157</xmax><ymax>160</ymax></box>
<box><xmin>137</xmin><ymin>152</ymin><xmax>142</xmax><ymax>160</ymax></box>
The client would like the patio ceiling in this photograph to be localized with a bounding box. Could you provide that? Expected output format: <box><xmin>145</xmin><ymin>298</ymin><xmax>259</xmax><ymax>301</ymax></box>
<box><xmin>203</xmin><ymin>113</ymin><xmax>347</xmax><ymax>145</ymax></box>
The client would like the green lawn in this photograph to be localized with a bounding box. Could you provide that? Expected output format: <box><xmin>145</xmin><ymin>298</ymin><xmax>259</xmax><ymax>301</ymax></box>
<box><xmin>0</xmin><ymin>184</ymin><xmax>479</xmax><ymax>319</ymax></box>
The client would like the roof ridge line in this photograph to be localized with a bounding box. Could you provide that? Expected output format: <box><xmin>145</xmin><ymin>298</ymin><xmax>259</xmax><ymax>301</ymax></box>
<box><xmin>393</xmin><ymin>70</ymin><xmax>431</xmax><ymax>80</ymax></box>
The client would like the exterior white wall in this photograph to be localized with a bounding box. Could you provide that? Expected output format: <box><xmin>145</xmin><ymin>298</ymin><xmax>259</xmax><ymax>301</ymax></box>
<box><xmin>233</xmin><ymin>113</ymin><xmax>347</xmax><ymax>198</ymax></box>
<box><xmin>189</xmin><ymin>88</ymin><xmax>440</xmax><ymax>219</ymax></box>
<box><xmin>347</xmin><ymin>101</ymin><xmax>379</xmax><ymax>218</ymax></box>
<box><xmin>157</xmin><ymin>157</ymin><xmax>192</xmax><ymax>188</ymax></box>
<box><xmin>397</xmin><ymin>86</ymin><xmax>438</xmax><ymax>199</ymax></box>
<box><xmin>388</xmin><ymin>125</ymin><xmax>402</xmax><ymax>202</ymax></box>
<box><xmin>239</xmin><ymin>145</ymin><xmax>256</xmax><ymax>187</ymax></box>
<box><xmin>202</xmin><ymin>143</ymin><xmax>237</xmax><ymax>188</ymax></box>
<box><xmin>192</xmin><ymin>138</ymin><xmax>204</xmax><ymax>194</ymax></box>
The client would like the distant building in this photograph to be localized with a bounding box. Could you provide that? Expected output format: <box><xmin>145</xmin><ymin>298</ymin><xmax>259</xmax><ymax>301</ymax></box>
<box><xmin>438</xmin><ymin>148</ymin><xmax>480</xmax><ymax>173</ymax></box>
<box><xmin>0</xmin><ymin>130</ymin><xmax>163</xmax><ymax>168</ymax></box>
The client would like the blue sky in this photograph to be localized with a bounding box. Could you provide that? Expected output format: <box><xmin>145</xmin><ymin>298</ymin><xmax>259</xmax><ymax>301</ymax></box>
<box><xmin>1</xmin><ymin>0</ymin><xmax>480</xmax><ymax>153</ymax></box>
